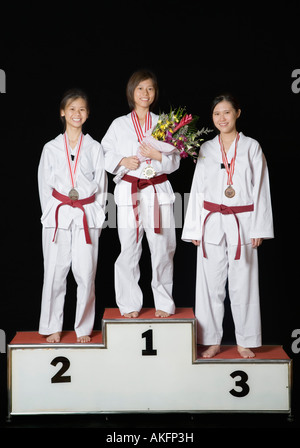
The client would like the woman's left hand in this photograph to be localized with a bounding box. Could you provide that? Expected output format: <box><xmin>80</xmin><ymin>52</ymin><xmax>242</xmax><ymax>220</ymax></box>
<box><xmin>139</xmin><ymin>142</ymin><xmax>162</xmax><ymax>161</ymax></box>
<box><xmin>251</xmin><ymin>238</ymin><xmax>263</xmax><ymax>248</ymax></box>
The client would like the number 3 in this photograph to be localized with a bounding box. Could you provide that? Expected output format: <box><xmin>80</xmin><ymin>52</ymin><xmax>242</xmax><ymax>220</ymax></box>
<box><xmin>230</xmin><ymin>370</ymin><xmax>250</xmax><ymax>397</ymax></box>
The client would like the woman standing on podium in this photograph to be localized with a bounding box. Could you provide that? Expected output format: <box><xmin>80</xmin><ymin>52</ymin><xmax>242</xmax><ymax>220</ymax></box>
<box><xmin>182</xmin><ymin>94</ymin><xmax>274</xmax><ymax>358</ymax></box>
<box><xmin>38</xmin><ymin>89</ymin><xmax>107</xmax><ymax>343</ymax></box>
<box><xmin>102</xmin><ymin>69</ymin><xmax>180</xmax><ymax>318</ymax></box>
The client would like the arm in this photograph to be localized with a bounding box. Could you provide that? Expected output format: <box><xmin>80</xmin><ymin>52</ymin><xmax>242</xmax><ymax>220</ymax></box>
<box><xmin>101</xmin><ymin>120</ymin><xmax>130</xmax><ymax>174</ymax></box>
<box><xmin>250</xmin><ymin>142</ymin><xmax>274</xmax><ymax>241</ymax></box>
<box><xmin>182</xmin><ymin>157</ymin><xmax>204</xmax><ymax>243</ymax></box>
<box><xmin>37</xmin><ymin>145</ymin><xmax>53</xmax><ymax>213</ymax></box>
<box><xmin>94</xmin><ymin>143</ymin><xmax>108</xmax><ymax>209</ymax></box>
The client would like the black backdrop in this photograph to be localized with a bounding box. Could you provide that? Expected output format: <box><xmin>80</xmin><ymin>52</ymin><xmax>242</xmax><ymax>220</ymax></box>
<box><xmin>0</xmin><ymin>1</ymin><xmax>299</xmax><ymax>430</ymax></box>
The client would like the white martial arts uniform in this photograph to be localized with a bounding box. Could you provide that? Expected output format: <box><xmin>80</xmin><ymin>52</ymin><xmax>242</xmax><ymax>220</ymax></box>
<box><xmin>38</xmin><ymin>133</ymin><xmax>107</xmax><ymax>337</ymax></box>
<box><xmin>101</xmin><ymin>112</ymin><xmax>180</xmax><ymax>315</ymax></box>
<box><xmin>182</xmin><ymin>132</ymin><xmax>274</xmax><ymax>347</ymax></box>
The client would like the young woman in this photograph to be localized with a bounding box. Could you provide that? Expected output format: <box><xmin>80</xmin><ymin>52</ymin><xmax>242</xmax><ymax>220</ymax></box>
<box><xmin>38</xmin><ymin>89</ymin><xmax>107</xmax><ymax>342</ymax></box>
<box><xmin>182</xmin><ymin>94</ymin><xmax>274</xmax><ymax>358</ymax></box>
<box><xmin>102</xmin><ymin>69</ymin><xmax>180</xmax><ymax>318</ymax></box>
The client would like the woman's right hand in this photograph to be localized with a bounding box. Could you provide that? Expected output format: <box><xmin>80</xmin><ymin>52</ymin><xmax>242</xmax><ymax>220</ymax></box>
<box><xmin>119</xmin><ymin>156</ymin><xmax>140</xmax><ymax>170</ymax></box>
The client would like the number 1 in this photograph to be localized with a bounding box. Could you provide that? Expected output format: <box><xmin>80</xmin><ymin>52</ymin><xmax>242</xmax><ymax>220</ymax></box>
<box><xmin>142</xmin><ymin>329</ymin><xmax>157</xmax><ymax>356</ymax></box>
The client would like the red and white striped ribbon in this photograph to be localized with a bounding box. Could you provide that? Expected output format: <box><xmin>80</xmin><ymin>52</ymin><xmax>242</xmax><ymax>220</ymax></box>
<box><xmin>64</xmin><ymin>132</ymin><xmax>83</xmax><ymax>188</ymax></box>
<box><xmin>219</xmin><ymin>132</ymin><xmax>239</xmax><ymax>185</ymax></box>
<box><xmin>131</xmin><ymin>110</ymin><xmax>152</xmax><ymax>143</ymax></box>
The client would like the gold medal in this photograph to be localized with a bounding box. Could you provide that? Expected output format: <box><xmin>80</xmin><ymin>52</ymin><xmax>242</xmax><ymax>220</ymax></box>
<box><xmin>68</xmin><ymin>188</ymin><xmax>79</xmax><ymax>201</ymax></box>
<box><xmin>225</xmin><ymin>185</ymin><xmax>235</xmax><ymax>198</ymax></box>
<box><xmin>143</xmin><ymin>165</ymin><xmax>156</xmax><ymax>179</ymax></box>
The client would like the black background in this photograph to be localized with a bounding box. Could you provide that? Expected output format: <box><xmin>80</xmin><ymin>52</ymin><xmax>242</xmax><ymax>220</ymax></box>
<box><xmin>0</xmin><ymin>1</ymin><xmax>299</xmax><ymax>433</ymax></box>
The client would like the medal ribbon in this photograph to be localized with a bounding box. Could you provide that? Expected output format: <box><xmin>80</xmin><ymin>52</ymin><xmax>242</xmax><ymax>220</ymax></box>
<box><xmin>64</xmin><ymin>132</ymin><xmax>84</xmax><ymax>188</ymax></box>
<box><xmin>131</xmin><ymin>110</ymin><xmax>152</xmax><ymax>143</ymax></box>
<box><xmin>219</xmin><ymin>133</ymin><xmax>239</xmax><ymax>186</ymax></box>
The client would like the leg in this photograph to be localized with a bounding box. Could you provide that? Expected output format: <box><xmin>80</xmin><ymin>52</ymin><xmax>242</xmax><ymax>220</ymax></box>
<box><xmin>115</xmin><ymin>205</ymin><xmax>144</xmax><ymax>316</ymax></box>
<box><xmin>195</xmin><ymin>238</ymin><xmax>228</xmax><ymax>353</ymax></box>
<box><xmin>39</xmin><ymin>227</ymin><xmax>72</xmax><ymax>341</ymax></box>
<box><xmin>71</xmin><ymin>225</ymin><xmax>100</xmax><ymax>341</ymax></box>
<box><xmin>143</xmin><ymin>202</ymin><xmax>176</xmax><ymax>316</ymax></box>
<box><xmin>228</xmin><ymin>243</ymin><xmax>261</xmax><ymax>357</ymax></box>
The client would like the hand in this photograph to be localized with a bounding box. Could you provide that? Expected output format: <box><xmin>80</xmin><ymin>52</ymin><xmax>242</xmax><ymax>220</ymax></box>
<box><xmin>192</xmin><ymin>240</ymin><xmax>200</xmax><ymax>246</ymax></box>
<box><xmin>119</xmin><ymin>156</ymin><xmax>140</xmax><ymax>170</ymax></box>
<box><xmin>251</xmin><ymin>238</ymin><xmax>263</xmax><ymax>248</ymax></box>
<box><xmin>139</xmin><ymin>142</ymin><xmax>162</xmax><ymax>162</ymax></box>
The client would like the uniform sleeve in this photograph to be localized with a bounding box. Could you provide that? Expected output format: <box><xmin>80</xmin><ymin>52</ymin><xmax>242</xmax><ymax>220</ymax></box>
<box><xmin>160</xmin><ymin>151</ymin><xmax>181</xmax><ymax>174</ymax></box>
<box><xmin>37</xmin><ymin>145</ymin><xmax>53</xmax><ymax>213</ymax></box>
<box><xmin>181</xmin><ymin>158</ymin><xmax>204</xmax><ymax>242</ymax></box>
<box><xmin>94</xmin><ymin>143</ymin><xmax>108</xmax><ymax>209</ymax></box>
<box><xmin>250</xmin><ymin>144</ymin><xmax>274</xmax><ymax>239</ymax></box>
<box><xmin>101</xmin><ymin>120</ymin><xmax>124</xmax><ymax>174</ymax></box>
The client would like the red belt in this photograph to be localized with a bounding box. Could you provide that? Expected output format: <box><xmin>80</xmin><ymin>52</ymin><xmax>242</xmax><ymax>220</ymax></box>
<box><xmin>52</xmin><ymin>189</ymin><xmax>95</xmax><ymax>244</ymax></box>
<box><xmin>122</xmin><ymin>173</ymin><xmax>168</xmax><ymax>242</ymax></box>
<box><xmin>202</xmin><ymin>201</ymin><xmax>254</xmax><ymax>260</ymax></box>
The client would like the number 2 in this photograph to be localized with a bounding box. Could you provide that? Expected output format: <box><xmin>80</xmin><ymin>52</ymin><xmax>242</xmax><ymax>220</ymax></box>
<box><xmin>51</xmin><ymin>356</ymin><xmax>71</xmax><ymax>383</ymax></box>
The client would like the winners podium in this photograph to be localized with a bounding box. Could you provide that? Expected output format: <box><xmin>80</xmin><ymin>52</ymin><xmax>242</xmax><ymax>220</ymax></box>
<box><xmin>7</xmin><ymin>308</ymin><xmax>292</xmax><ymax>418</ymax></box>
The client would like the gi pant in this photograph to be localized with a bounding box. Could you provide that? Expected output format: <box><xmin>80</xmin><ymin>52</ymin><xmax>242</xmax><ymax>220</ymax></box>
<box><xmin>39</xmin><ymin>223</ymin><xmax>100</xmax><ymax>337</ymax></box>
<box><xmin>195</xmin><ymin>237</ymin><xmax>261</xmax><ymax>348</ymax></box>
<box><xmin>115</xmin><ymin>197</ymin><xmax>176</xmax><ymax>315</ymax></box>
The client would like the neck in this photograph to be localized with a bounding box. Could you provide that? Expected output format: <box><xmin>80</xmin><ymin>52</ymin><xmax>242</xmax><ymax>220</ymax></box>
<box><xmin>134</xmin><ymin>106</ymin><xmax>149</xmax><ymax>125</ymax></box>
<box><xmin>65</xmin><ymin>126</ymin><xmax>82</xmax><ymax>147</ymax></box>
<box><xmin>220</xmin><ymin>130</ymin><xmax>238</xmax><ymax>152</ymax></box>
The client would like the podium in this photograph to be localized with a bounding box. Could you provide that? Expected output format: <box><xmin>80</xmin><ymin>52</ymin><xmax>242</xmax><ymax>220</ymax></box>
<box><xmin>7</xmin><ymin>308</ymin><xmax>292</xmax><ymax>417</ymax></box>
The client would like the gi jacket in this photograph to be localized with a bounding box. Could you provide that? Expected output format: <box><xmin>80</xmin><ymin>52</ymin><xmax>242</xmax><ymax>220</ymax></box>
<box><xmin>182</xmin><ymin>133</ymin><xmax>274</xmax><ymax>246</ymax></box>
<box><xmin>101</xmin><ymin>113</ymin><xmax>180</xmax><ymax>206</ymax></box>
<box><xmin>38</xmin><ymin>133</ymin><xmax>107</xmax><ymax>230</ymax></box>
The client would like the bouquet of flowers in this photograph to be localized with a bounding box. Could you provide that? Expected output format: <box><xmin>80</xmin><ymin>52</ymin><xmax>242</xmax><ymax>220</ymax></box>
<box><xmin>113</xmin><ymin>107</ymin><xmax>211</xmax><ymax>183</ymax></box>
<box><xmin>149</xmin><ymin>107</ymin><xmax>212</xmax><ymax>161</ymax></box>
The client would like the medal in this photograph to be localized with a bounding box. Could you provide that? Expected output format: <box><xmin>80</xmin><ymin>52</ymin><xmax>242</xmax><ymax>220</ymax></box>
<box><xmin>64</xmin><ymin>132</ymin><xmax>83</xmax><ymax>199</ymax></box>
<box><xmin>68</xmin><ymin>188</ymin><xmax>79</xmax><ymax>201</ymax></box>
<box><xmin>219</xmin><ymin>133</ymin><xmax>239</xmax><ymax>198</ymax></box>
<box><xmin>143</xmin><ymin>165</ymin><xmax>156</xmax><ymax>179</ymax></box>
<box><xmin>225</xmin><ymin>185</ymin><xmax>235</xmax><ymax>198</ymax></box>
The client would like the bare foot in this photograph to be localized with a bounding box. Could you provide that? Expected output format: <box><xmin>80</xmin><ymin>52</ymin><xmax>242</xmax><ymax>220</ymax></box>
<box><xmin>237</xmin><ymin>345</ymin><xmax>255</xmax><ymax>358</ymax></box>
<box><xmin>77</xmin><ymin>335</ymin><xmax>91</xmax><ymax>343</ymax></box>
<box><xmin>155</xmin><ymin>310</ymin><xmax>170</xmax><ymax>318</ymax></box>
<box><xmin>46</xmin><ymin>332</ymin><xmax>61</xmax><ymax>343</ymax></box>
<box><xmin>123</xmin><ymin>311</ymin><xmax>139</xmax><ymax>318</ymax></box>
<box><xmin>201</xmin><ymin>345</ymin><xmax>221</xmax><ymax>358</ymax></box>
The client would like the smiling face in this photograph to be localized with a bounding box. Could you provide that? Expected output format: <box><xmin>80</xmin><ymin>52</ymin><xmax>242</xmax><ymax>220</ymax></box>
<box><xmin>133</xmin><ymin>79</ymin><xmax>155</xmax><ymax>111</ymax></box>
<box><xmin>60</xmin><ymin>97</ymin><xmax>89</xmax><ymax>130</ymax></box>
<box><xmin>212</xmin><ymin>100</ymin><xmax>241</xmax><ymax>135</ymax></box>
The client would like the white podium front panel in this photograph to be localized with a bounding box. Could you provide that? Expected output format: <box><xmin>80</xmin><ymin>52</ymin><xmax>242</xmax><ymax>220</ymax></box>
<box><xmin>7</xmin><ymin>308</ymin><xmax>292</xmax><ymax>416</ymax></box>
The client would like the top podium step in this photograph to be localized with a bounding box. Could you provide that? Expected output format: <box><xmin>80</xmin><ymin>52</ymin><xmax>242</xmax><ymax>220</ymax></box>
<box><xmin>103</xmin><ymin>307</ymin><xmax>195</xmax><ymax>321</ymax></box>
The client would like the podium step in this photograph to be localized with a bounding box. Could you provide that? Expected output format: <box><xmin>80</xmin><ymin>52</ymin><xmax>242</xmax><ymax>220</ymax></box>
<box><xmin>103</xmin><ymin>307</ymin><xmax>195</xmax><ymax>321</ymax></box>
<box><xmin>7</xmin><ymin>308</ymin><xmax>292</xmax><ymax>417</ymax></box>
<box><xmin>9</xmin><ymin>331</ymin><xmax>103</xmax><ymax>346</ymax></box>
<box><xmin>196</xmin><ymin>345</ymin><xmax>290</xmax><ymax>362</ymax></box>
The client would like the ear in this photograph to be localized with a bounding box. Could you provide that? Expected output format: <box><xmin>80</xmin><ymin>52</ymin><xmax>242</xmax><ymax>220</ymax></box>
<box><xmin>60</xmin><ymin>109</ymin><xmax>65</xmax><ymax>117</ymax></box>
<box><xmin>236</xmin><ymin>109</ymin><xmax>241</xmax><ymax>119</ymax></box>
